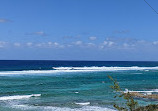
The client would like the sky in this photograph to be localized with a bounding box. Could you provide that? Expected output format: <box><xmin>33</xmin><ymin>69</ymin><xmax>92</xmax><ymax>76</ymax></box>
<box><xmin>0</xmin><ymin>0</ymin><xmax>158</xmax><ymax>61</ymax></box>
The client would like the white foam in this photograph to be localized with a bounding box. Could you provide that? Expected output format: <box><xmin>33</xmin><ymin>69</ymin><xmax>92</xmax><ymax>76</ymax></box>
<box><xmin>152</xmin><ymin>89</ymin><xmax>158</xmax><ymax>92</ymax></box>
<box><xmin>43</xmin><ymin>106</ymin><xmax>116</xmax><ymax>111</ymax></box>
<box><xmin>124</xmin><ymin>89</ymin><xmax>158</xmax><ymax>93</ymax></box>
<box><xmin>0</xmin><ymin>66</ymin><xmax>158</xmax><ymax>75</ymax></box>
<box><xmin>11</xmin><ymin>104</ymin><xmax>116</xmax><ymax>111</ymax></box>
<box><xmin>75</xmin><ymin>102</ymin><xmax>90</xmax><ymax>106</ymax></box>
<box><xmin>53</xmin><ymin>66</ymin><xmax>158</xmax><ymax>71</ymax></box>
<box><xmin>0</xmin><ymin>94</ymin><xmax>41</xmax><ymax>101</ymax></box>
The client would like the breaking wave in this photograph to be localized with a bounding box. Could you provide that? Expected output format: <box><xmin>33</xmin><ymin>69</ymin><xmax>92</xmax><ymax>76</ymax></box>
<box><xmin>75</xmin><ymin>102</ymin><xmax>90</xmax><ymax>106</ymax></box>
<box><xmin>11</xmin><ymin>104</ymin><xmax>116</xmax><ymax>111</ymax></box>
<box><xmin>0</xmin><ymin>66</ymin><xmax>158</xmax><ymax>75</ymax></box>
<box><xmin>0</xmin><ymin>94</ymin><xmax>41</xmax><ymax>101</ymax></box>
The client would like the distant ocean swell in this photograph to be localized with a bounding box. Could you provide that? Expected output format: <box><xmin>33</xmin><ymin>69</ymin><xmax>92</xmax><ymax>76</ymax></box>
<box><xmin>0</xmin><ymin>66</ymin><xmax>158</xmax><ymax>75</ymax></box>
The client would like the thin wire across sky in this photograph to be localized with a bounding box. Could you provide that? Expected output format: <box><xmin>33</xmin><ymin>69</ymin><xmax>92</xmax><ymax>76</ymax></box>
<box><xmin>144</xmin><ymin>0</ymin><xmax>158</xmax><ymax>14</ymax></box>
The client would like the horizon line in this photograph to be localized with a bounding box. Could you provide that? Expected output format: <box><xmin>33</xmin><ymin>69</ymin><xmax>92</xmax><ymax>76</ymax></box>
<box><xmin>0</xmin><ymin>60</ymin><xmax>158</xmax><ymax>62</ymax></box>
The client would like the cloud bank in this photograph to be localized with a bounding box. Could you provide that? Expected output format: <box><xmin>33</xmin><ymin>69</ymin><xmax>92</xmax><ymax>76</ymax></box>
<box><xmin>0</xmin><ymin>37</ymin><xmax>158</xmax><ymax>50</ymax></box>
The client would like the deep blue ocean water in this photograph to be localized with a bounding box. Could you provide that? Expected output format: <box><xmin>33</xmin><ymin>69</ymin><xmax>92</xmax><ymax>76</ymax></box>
<box><xmin>0</xmin><ymin>60</ymin><xmax>158</xmax><ymax>111</ymax></box>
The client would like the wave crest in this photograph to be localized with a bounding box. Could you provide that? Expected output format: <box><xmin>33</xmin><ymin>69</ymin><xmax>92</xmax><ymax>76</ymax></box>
<box><xmin>0</xmin><ymin>94</ymin><xmax>41</xmax><ymax>101</ymax></box>
<box><xmin>0</xmin><ymin>66</ymin><xmax>158</xmax><ymax>75</ymax></box>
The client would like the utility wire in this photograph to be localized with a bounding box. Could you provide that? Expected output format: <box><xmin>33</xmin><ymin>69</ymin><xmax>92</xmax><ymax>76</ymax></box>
<box><xmin>144</xmin><ymin>0</ymin><xmax>158</xmax><ymax>14</ymax></box>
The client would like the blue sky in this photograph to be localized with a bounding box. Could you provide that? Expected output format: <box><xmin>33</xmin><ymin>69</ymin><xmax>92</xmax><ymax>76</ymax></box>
<box><xmin>0</xmin><ymin>0</ymin><xmax>158</xmax><ymax>60</ymax></box>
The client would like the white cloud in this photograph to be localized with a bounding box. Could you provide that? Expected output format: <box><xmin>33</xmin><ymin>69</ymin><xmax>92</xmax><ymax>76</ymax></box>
<box><xmin>121</xmin><ymin>43</ymin><xmax>135</xmax><ymax>49</ymax></box>
<box><xmin>34</xmin><ymin>31</ymin><xmax>46</xmax><ymax>36</ymax></box>
<box><xmin>73</xmin><ymin>41</ymin><xmax>83</xmax><ymax>45</ymax></box>
<box><xmin>54</xmin><ymin>42</ymin><xmax>59</xmax><ymax>46</ymax></box>
<box><xmin>0</xmin><ymin>18</ymin><xmax>11</xmax><ymax>23</ymax></box>
<box><xmin>123</xmin><ymin>43</ymin><xmax>129</xmax><ymax>47</ymax></box>
<box><xmin>99</xmin><ymin>40</ymin><xmax>115</xmax><ymax>49</ymax></box>
<box><xmin>53</xmin><ymin>42</ymin><xmax>64</xmax><ymax>48</ymax></box>
<box><xmin>0</xmin><ymin>41</ymin><xmax>7</xmax><ymax>48</ymax></box>
<box><xmin>36</xmin><ymin>43</ymin><xmax>44</xmax><ymax>47</ymax></box>
<box><xmin>47</xmin><ymin>42</ymin><xmax>53</xmax><ymax>47</ymax></box>
<box><xmin>153</xmin><ymin>41</ymin><xmax>158</xmax><ymax>45</ymax></box>
<box><xmin>14</xmin><ymin>43</ymin><xmax>21</xmax><ymax>47</ymax></box>
<box><xmin>89</xmin><ymin>36</ymin><xmax>97</xmax><ymax>40</ymax></box>
<box><xmin>35</xmin><ymin>42</ymin><xmax>64</xmax><ymax>48</ymax></box>
<box><xmin>26</xmin><ymin>31</ymin><xmax>47</xmax><ymax>36</ymax></box>
<box><xmin>26</xmin><ymin>42</ymin><xmax>33</xmax><ymax>47</ymax></box>
<box><xmin>108</xmin><ymin>41</ymin><xmax>114</xmax><ymax>46</ymax></box>
<box><xmin>113</xmin><ymin>30</ymin><xmax>129</xmax><ymax>34</ymax></box>
<box><xmin>99</xmin><ymin>45</ymin><xmax>104</xmax><ymax>49</ymax></box>
<box><xmin>103</xmin><ymin>41</ymin><xmax>114</xmax><ymax>47</ymax></box>
<box><xmin>87</xmin><ymin>43</ymin><xmax>95</xmax><ymax>46</ymax></box>
<box><xmin>48</xmin><ymin>42</ymin><xmax>52</xmax><ymax>45</ymax></box>
<box><xmin>103</xmin><ymin>41</ymin><xmax>108</xmax><ymax>45</ymax></box>
<box><xmin>2</xmin><ymin>37</ymin><xmax>158</xmax><ymax>50</ymax></box>
<box><xmin>67</xmin><ymin>44</ymin><xmax>73</xmax><ymax>47</ymax></box>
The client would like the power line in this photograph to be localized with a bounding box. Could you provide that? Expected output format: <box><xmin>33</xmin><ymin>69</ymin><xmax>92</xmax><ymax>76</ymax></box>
<box><xmin>144</xmin><ymin>0</ymin><xmax>158</xmax><ymax>14</ymax></box>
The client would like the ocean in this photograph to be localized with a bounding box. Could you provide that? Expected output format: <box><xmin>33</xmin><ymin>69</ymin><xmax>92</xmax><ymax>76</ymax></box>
<box><xmin>0</xmin><ymin>60</ymin><xmax>158</xmax><ymax>111</ymax></box>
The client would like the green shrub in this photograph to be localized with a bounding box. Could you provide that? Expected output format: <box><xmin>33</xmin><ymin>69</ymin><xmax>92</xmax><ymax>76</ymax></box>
<box><xmin>108</xmin><ymin>75</ymin><xmax>158</xmax><ymax>111</ymax></box>
<box><xmin>108</xmin><ymin>75</ymin><xmax>138</xmax><ymax>111</ymax></box>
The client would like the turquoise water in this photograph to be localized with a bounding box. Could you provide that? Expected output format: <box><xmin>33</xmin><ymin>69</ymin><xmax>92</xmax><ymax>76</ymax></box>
<box><xmin>0</xmin><ymin>61</ymin><xmax>158</xmax><ymax>111</ymax></box>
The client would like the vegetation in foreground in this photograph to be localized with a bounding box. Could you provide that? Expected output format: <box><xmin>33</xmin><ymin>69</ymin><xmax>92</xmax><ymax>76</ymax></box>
<box><xmin>108</xmin><ymin>75</ymin><xmax>158</xmax><ymax>111</ymax></box>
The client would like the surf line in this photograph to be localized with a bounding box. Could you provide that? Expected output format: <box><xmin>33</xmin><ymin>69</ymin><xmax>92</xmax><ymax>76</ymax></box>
<box><xmin>0</xmin><ymin>94</ymin><xmax>41</xmax><ymax>101</ymax></box>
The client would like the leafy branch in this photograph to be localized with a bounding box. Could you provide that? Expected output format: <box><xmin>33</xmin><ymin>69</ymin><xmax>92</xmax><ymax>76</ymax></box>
<box><xmin>108</xmin><ymin>75</ymin><xmax>138</xmax><ymax>111</ymax></box>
